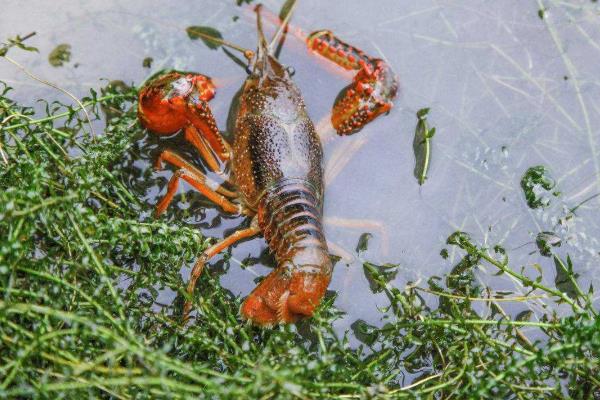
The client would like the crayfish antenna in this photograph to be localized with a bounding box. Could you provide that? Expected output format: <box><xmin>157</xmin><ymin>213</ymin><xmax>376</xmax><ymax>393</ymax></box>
<box><xmin>268</xmin><ymin>0</ymin><xmax>297</xmax><ymax>53</ymax></box>
<box><xmin>254</xmin><ymin>1</ymin><xmax>297</xmax><ymax>59</ymax></box>
<box><xmin>254</xmin><ymin>4</ymin><xmax>270</xmax><ymax>58</ymax></box>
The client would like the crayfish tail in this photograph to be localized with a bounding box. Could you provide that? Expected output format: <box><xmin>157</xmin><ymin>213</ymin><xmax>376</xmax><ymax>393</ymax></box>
<box><xmin>306</xmin><ymin>31</ymin><xmax>399</xmax><ymax>135</ymax></box>
<box><xmin>240</xmin><ymin>179</ymin><xmax>332</xmax><ymax>325</ymax></box>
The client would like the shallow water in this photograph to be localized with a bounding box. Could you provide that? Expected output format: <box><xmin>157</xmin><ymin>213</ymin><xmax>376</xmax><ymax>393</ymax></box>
<box><xmin>2</xmin><ymin>0</ymin><xmax>599</xmax><ymax>337</ymax></box>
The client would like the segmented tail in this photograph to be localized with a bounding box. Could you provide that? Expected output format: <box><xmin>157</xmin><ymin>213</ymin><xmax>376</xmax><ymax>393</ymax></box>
<box><xmin>240</xmin><ymin>179</ymin><xmax>332</xmax><ymax>325</ymax></box>
<box><xmin>258</xmin><ymin>179</ymin><xmax>330</xmax><ymax>273</ymax></box>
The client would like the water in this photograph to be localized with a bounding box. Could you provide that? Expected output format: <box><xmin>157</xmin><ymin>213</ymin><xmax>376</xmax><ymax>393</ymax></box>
<box><xmin>2</xmin><ymin>0</ymin><xmax>599</xmax><ymax>336</ymax></box>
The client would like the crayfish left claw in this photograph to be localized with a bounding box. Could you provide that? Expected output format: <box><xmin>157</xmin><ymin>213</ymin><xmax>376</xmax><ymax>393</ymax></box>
<box><xmin>137</xmin><ymin>71</ymin><xmax>230</xmax><ymax>166</ymax></box>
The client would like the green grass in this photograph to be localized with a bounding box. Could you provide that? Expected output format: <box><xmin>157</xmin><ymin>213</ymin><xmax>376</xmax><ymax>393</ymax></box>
<box><xmin>0</xmin><ymin>65</ymin><xmax>599</xmax><ymax>398</ymax></box>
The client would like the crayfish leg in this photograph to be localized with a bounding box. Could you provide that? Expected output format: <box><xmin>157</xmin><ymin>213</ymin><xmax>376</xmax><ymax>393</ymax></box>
<box><xmin>153</xmin><ymin>148</ymin><xmax>239</xmax><ymax>217</ymax></box>
<box><xmin>183</xmin><ymin>221</ymin><xmax>261</xmax><ymax>322</ymax></box>
<box><xmin>307</xmin><ymin>30</ymin><xmax>371</xmax><ymax>71</ymax></box>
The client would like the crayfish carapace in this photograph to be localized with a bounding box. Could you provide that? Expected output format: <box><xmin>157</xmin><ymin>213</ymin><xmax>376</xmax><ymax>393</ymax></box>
<box><xmin>137</xmin><ymin>2</ymin><xmax>398</xmax><ymax>326</ymax></box>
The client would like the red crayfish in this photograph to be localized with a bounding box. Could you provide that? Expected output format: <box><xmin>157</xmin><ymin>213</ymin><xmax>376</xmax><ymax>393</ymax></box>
<box><xmin>137</xmin><ymin>2</ymin><xmax>398</xmax><ymax>326</ymax></box>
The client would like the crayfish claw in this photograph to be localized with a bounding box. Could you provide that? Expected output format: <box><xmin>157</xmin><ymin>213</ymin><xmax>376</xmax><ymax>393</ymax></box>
<box><xmin>332</xmin><ymin>60</ymin><xmax>398</xmax><ymax>135</ymax></box>
<box><xmin>307</xmin><ymin>30</ymin><xmax>399</xmax><ymax>135</ymax></box>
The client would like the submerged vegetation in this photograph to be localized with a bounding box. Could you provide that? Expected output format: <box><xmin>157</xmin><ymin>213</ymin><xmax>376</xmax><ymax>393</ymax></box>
<box><xmin>412</xmin><ymin>108</ymin><xmax>435</xmax><ymax>186</ymax></box>
<box><xmin>520</xmin><ymin>165</ymin><xmax>558</xmax><ymax>210</ymax></box>
<box><xmin>0</xmin><ymin>76</ymin><xmax>598</xmax><ymax>399</ymax></box>
<box><xmin>1</xmin><ymin>10</ymin><xmax>600</xmax><ymax>396</ymax></box>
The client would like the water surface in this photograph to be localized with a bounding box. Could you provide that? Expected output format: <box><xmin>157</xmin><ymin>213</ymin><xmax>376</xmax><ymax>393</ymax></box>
<box><xmin>2</xmin><ymin>0</ymin><xmax>599</xmax><ymax>337</ymax></box>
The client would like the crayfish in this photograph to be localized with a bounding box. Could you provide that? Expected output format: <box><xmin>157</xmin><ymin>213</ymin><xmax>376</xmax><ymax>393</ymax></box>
<box><xmin>137</xmin><ymin>2</ymin><xmax>398</xmax><ymax>326</ymax></box>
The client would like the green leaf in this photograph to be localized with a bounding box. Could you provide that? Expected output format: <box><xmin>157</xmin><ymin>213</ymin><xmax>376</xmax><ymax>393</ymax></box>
<box><xmin>553</xmin><ymin>255</ymin><xmax>579</xmax><ymax>300</ymax></box>
<box><xmin>426</xmin><ymin>127</ymin><xmax>436</xmax><ymax>138</ymax></box>
<box><xmin>520</xmin><ymin>165</ymin><xmax>556</xmax><ymax>209</ymax></box>
<box><xmin>186</xmin><ymin>26</ymin><xmax>223</xmax><ymax>50</ymax></box>
<box><xmin>446</xmin><ymin>231</ymin><xmax>473</xmax><ymax>249</ymax></box>
<box><xmin>142</xmin><ymin>57</ymin><xmax>153</xmax><ymax>68</ymax></box>
<box><xmin>1</xmin><ymin>33</ymin><xmax>38</xmax><ymax>57</ymax></box>
<box><xmin>538</xmin><ymin>8</ymin><xmax>546</xmax><ymax>19</ymax></box>
<box><xmin>446</xmin><ymin>255</ymin><xmax>479</xmax><ymax>296</ymax></box>
<box><xmin>363</xmin><ymin>262</ymin><xmax>399</xmax><ymax>293</ymax></box>
<box><xmin>48</xmin><ymin>43</ymin><xmax>71</xmax><ymax>67</ymax></box>
<box><xmin>536</xmin><ymin>231</ymin><xmax>561</xmax><ymax>257</ymax></box>
<box><xmin>351</xmin><ymin>319</ymin><xmax>378</xmax><ymax>346</ymax></box>
<box><xmin>13</xmin><ymin>42</ymin><xmax>38</xmax><ymax>53</ymax></box>
<box><xmin>516</xmin><ymin>310</ymin><xmax>533</xmax><ymax>321</ymax></box>
<box><xmin>440</xmin><ymin>248</ymin><xmax>449</xmax><ymax>259</ymax></box>
<box><xmin>279</xmin><ymin>0</ymin><xmax>296</xmax><ymax>21</ymax></box>
<box><xmin>416</xmin><ymin>107</ymin><xmax>430</xmax><ymax>119</ymax></box>
<box><xmin>413</xmin><ymin>108</ymin><xmax>435</xmax><ymax>185</ymax></box>
<box><xmin>356</xmin><ymin>232</ymin><xmax>372</xmax><ymax>253</ymax></box>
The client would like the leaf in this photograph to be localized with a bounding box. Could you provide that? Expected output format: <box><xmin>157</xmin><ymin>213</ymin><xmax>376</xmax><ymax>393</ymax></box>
<box><xmin>416</xmin><ymin>108</ymin><xmax>430</xmax><ymax>119</ymax></box>
<box><xmin>427</xmin><ymin>276</ymin><xmax>444</xmax><ymax>292</ymax></box>
<box><xmin>100</xmin><ymin>80</ymin><xmax>133</xmax><ymax>121</ymax></box>
<box><xmin>554</xmin><ymin>255</ymin><xmax>580</xmax><ymax>300</ymax></box>
<box><xmin>48</xmin><ymin>44</ymin><xmax>71</xmax><ymax>67</ymax></box>
<box><xmin>13</xmin><ymin>41</ymin><xmax>38</xmax><ymax>53</ymax></box>
<box><xmin>516</xmin><ymin>310</ymin><xmax>533</xmax><ymax>321</ymax></box>
<box><xmin>0</xmin><ymin>33</ymin><xmax>38</xmax><ymax>57</ymax></box>
<box><xmin>536</xmin><ymin>231</ymin><xmax>561</xmax><ymax>257</ymax></box>
<box><xmin>186</xmin><ymin>26</ymin><xmax>223</xmax><ymax>50</ymax></box>
<box><xmin>520</xmin><ymin>165</ymin><xmax>556</xmax><ymax>209</ymax></box>
<box><xmin>496</xmin><ymin>291</ymin><xmax>515</xmax><ymax>296</ymax></box>
<box><xmin>538</xmin><ymin>8</ymin><xmax>546</xmax><ymax>19</ymax></box>
<box><xmin>446</xmin><ymin>255</ymin><xmax>479</xmax><ymax>295</ymax></box>
<box><xmin>440</xmin><ymin>248</ymin><xmax>449</xmax><ymax>259</ymax></box>
<box><xmin>363</xmin><ymin>262</ymin><xmax>399</xmax><ymax>293</ymax></box>
<box><xmin>351</xmin><ymin>319</ymin><xmax>378</xmax><ymax>346</ymax></box>
<box><xmin>446</xmin><ymin>231</ymin><xmax>473</xmax><ymax>249</ymax></box>
<box><xmin>355</xmin><ymin>232</ymin><xmax>372</xmax><ymax>253</ymax></box>
<box><xmin>413</xmin><ymin>108</ymin><xmax>435</xmax><ymax>185</ymax></box>
<box><xmin>279</xmin><ymin>0</ymin><xmax>296</xmax><ymax>21</ymax></box>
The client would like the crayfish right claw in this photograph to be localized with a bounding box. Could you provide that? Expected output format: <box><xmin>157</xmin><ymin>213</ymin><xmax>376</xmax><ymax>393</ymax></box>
<box><xmin>307</xmin><ymin>30</ymin><xmax>399</xmax><ymax>135</ymax></box>
<box><xmin>331</xmin><ymin>60</ymin><xmax>398</xmax><ymax>135</ymax></box>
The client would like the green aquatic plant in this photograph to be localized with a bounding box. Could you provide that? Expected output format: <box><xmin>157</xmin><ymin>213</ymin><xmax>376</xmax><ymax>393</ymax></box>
<box><xmin>0</xmin><ymin>74</ymin><xmax>598</xmax><ymax>398</ymax></box>
<box><xmin>186</xmin><ymin>26</ymin><xmax>224</xmax><ymax>50</ymax></box>
<box><xmin>48</xmin><ymin>44</ymin><xmax>71</xmax><ymax>67</ymax></box>
<box><xmin>0</xmin><ymin>33</ymin><xmax>38</xmax><ymax>57</ymax></box>
<box><xmin>412</xmin><ymin>108</ymin><xmax>435</xmax><ymax>186</ymax></box>
<box><xmin>520</xmin><ymin>165</ymin><xmax>558</xmax><ymax>209</ymax></box>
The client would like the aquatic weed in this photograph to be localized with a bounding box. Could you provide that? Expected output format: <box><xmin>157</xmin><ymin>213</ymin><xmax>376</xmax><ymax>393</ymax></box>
<box><xmin>0</xmin><ymin>72</ymin><xmax>598</xmax><ymax>399</ymax></box>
